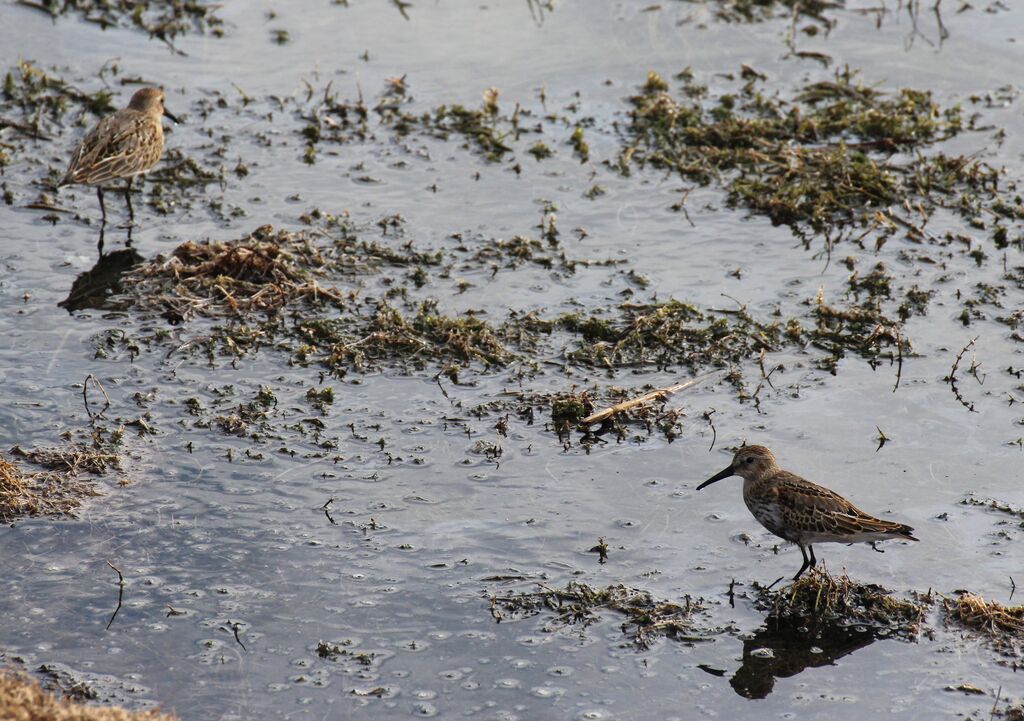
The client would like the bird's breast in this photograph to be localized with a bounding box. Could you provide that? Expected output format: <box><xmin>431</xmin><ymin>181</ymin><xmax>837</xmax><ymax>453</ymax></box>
<box><xmin>744</xmin><ymin>490</ymin><xmax>799</xmax><ymax>543</ymax></box>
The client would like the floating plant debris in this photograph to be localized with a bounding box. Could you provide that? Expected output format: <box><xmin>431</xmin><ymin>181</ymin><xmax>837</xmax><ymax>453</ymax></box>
<box><xmin>0</xmin><ymin>445</ymin><xmax>115</xmax><ymax>520</ymax></box>
<box><xmin>559</xmin><ymin>300</ymin><xmax>784</xmax><ymax>370</ymax></box>
<box><xmin>0</xmin><ymin>670</ymin><xmax>179</xmax><ymax>720</ymax></box>
<box><xmin>125</xmin><ymin>225</ymin><xmax>344</xmax><ymax>319</ymax></box>
<box><xmin>15</xmin><ymin>0</ymin><xmax>225</xmax><ymax>42</ymax></box>
<box><xmin>1</xmin><ymin>60</ymin><xmax>115</xmax><ymax>143</ymax></box>
<box><xmin>943</xmin><ymin>592</ymin><xmax>1024</xmax><ymax>656</ymax></box>
<box><xmin>960</xmin><ymin>495</ymin><xmax>1024</xmax><ymax>520</ymax></box>
<box><xmin>489</xmin><ymin>581</ymin><xmax>710</xmax><ymax>649</ymax></box>
<box><xmin>623</xmin><ymin>68</ymin><xmax>1021</xmax><ymax>250</ymax></box>
<box><xmin>690</xmin><ymin>0</ymin><xmax>841</xmax><ymax>26</ymax></box>
<box><xmin>298</xmin><ymin>79</ymin><xmax>546</xmax><ymax>163</ymax></box>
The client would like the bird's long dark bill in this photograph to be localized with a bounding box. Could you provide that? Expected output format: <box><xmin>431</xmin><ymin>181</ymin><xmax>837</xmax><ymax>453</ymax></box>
<box><xmin>696</xmin><ymin>465</ymin><xmax>734</xmax><ymax>490</ymax></box>
<box><xmin>163</xmin><ymin>108</ymin><xmax>181</xmax><ymax>124</ymax></box>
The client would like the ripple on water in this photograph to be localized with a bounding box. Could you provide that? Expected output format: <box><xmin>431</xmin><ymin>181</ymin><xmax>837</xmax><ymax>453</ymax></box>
<box><xmin>489</xmin><ymin>712</ymin><xmax>520</xmax><ymax>721</ymax></box>
<box><xmin>515</xmin><ymin>635</ymin><xmax>550</xmax><ymax>647</ymax></box>
<box><xmin>411</xmin><ymin>701</ymin><xmax>438</xmax><ymax>716</ymax></box>
<box><xmin>547</xmin><ymin>665</ymin><xmax>574</xmax><ymax>677</ymax></box>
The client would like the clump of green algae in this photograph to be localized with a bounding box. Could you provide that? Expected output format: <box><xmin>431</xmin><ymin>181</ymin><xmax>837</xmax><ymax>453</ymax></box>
<box><xmin>559</xmin><ymin>300</ymin><xmax>783</xmax><ymax>371</ymax></box>
<box><xmin>624</xmin><ymin>67</ymin><xmax>1020</xmax><ymax>249</ymax></box>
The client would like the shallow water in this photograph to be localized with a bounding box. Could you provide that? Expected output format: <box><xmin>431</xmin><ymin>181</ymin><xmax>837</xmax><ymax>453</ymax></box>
<box><xmin>1</xmin><ymin>1</ymin><xmax>1023</xmax><ymax>719</ymax></box>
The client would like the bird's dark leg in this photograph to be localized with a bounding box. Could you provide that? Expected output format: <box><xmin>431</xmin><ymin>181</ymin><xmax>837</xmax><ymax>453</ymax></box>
<box><xmin>124</xmin><ymin>176</ymin><xmax>134</xmax><ymax>225</ymax></box>
<box><xmin>793</xmin><ymin>545</ymin><xmax>811</xmax><ymax>581</ymax></box>
<box><xmin>870</xmin><ymin>541</ymin><xmax>885</xmax><ymax>554</ymax></box>
<box><xmin>808</xmin><ymin>545</ymin><xmax>817</xmax><ymax>567</ymax></box>
<box><xmin>96</xmin><ymin>223</ymin><xmax>105</xmax><ymax>255</ymax></box>
<box><xmin>97</xmin><ymin>186</ymin><xmax>107</xmax><ymax>225</ymax></box>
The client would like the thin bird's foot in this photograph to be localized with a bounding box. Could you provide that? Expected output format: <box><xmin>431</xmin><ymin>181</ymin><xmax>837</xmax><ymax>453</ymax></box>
<box><xmin>765</xmin><ymin>575</ymin><xmax>785</xmax><ymax>590</ymax></box>
<box><xmin>97</xmin><ymin>187</ymin><xmax>107</xmax><ymax>225</ymax></box>
<box><xmin>792</xmin><ymin>545</ymin><xmax>812</xmax><ymax>580</ymax></box>
<box><xmin>870</xmin><ymin>541</ymin><xmax>885</xmax><ymax>554</ymax></box>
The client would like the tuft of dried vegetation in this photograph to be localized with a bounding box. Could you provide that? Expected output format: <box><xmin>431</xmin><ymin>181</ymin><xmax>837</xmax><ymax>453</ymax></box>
<box><xmin>0</xmin><ymin>670</ymin><xmax>179</xmax><ymax>720</ymax></box>
<box><xmin>125</xmin><ymin>225</ymin><xmax>346</xmax><ymax>319</ymax></box>
<box><xmin>121</xmin><ymin>223</ymin><xmax>450</xmax><ymax>322</ymax></box>
<box><xmin>943</xmin><ymin>592</ymin><xmax>1024</xmax><ymax>655</ymax></box>
<box><xmin>488</xmin><ymin>581</ymin><xmax>710</xmax><ymax>649</ymax></box>
<box><xmin>0</xmin><ymin>455</ymin><xmax>34</xmax><ymax>520</ymax></box>
<box><xmin>759</xmin><ymin>568</ymin><xmax>928</xmax><ymax>638</ymax></box>
<box><xmin>0</xmin><ymin>446</ymin><xmax>111</xmax><ymax>520</ymax></box>
<box><xmin>10</xmin><ymin>444</ymin><xmax>120</xmax><ymax>476</ymax></box>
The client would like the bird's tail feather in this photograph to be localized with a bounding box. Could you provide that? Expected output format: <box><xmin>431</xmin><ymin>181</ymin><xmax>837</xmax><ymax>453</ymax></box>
<box><xmin>897</xmin><ymin>523</ymin><xmax>919</xmax><ymax>541</ymax></box>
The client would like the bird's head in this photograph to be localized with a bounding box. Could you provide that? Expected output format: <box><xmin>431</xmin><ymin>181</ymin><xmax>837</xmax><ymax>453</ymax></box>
<box><xmin>697</xmin><ymin>444</ymin><xmax>778</xmax><ymax>489</ymax></box>
<box><xmin>128</xmin><ymin>87</ymin><xmax>179</xmax><ymax>124</ymax></box>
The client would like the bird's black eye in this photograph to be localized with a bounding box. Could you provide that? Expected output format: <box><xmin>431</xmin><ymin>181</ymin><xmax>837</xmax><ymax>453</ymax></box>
<box><xmin>745</xmin><ymin>457</ymin><xmax>755</xmax><ymax>464</ymax></box>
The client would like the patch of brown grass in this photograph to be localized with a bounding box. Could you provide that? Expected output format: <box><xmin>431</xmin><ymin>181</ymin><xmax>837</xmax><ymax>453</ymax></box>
<box><xmin>0</xmin><ymin>455</ymin><xmax>33</xmax><ymax>519</ymax></box>
<box><xmin>0</xmin><ymin>447</ymin><xmax>109</xmax><ymax>520</ymax></box>
<box><xmin>0</xmin><ymin>670</ymin><xmax>179</xmax><ymax>720</ymax></box>
<box><xmin>944</xmin><ymin>592</ymin><xmax>1024</xmax><ymax>642</ymax></box>
<box><xmin>127</xmin><ymin>226</ymin><xmax>344</xmax><ymax>319</ymax></box>
<box><xmin>10</xmin><ymin>445</ymin><xmax>119</xmax><ymax>476</ymax></box>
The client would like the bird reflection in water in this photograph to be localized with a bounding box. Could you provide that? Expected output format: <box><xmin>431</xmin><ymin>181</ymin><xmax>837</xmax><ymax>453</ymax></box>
<box><xmin>59</xmin><ymin>247</ymin><xmax>144</xmax><ymax>313</ymax></box>
<box><xmin>723</xmin><ymin>616</ymin><xmax>881</xmax><ymax>699</ymax></box>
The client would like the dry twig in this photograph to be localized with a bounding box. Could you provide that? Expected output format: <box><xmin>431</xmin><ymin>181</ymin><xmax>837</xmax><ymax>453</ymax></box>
<box><xmin>580</xmin><ymin>372</ymin><xmax>719</xmax><ymax>426</ymax></box>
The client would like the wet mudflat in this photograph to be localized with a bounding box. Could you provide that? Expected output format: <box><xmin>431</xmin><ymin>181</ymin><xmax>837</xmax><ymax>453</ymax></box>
<box><xmin>0</xmin><ymin>1</ymin><xmax>1023</xmax><ymax>719</ymax></box>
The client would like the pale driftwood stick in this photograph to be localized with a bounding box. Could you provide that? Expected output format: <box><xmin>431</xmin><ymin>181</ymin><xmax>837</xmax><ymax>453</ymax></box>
<box><xmin>579</xmin><ymin>372</ymin><xmax>721</xmax><ymax>427</ymax></box>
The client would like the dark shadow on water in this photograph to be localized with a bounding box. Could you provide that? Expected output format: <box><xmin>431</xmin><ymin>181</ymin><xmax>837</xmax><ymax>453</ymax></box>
<box><xmin>58</xmin><ymin>248</ymin><xmax>143</xmax><ymax>313</ymax></box>
<box><xmin>727</xmin><ymin>616</ymin><xmax>881</xmax><ymax>699</ymax></box>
